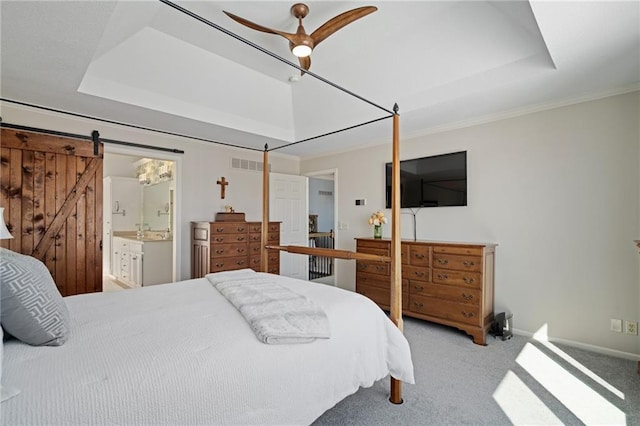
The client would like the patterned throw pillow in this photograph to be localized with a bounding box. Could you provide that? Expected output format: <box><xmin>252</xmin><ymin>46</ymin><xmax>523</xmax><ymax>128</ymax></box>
<box><xmin>0</xmin><ymin>248</ymin><xmax>70</xmax><ymax>346</ymax></box>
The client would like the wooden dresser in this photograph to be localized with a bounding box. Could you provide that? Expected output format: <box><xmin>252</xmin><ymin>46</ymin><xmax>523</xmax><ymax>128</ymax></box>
<box><xmin>355</xmin><ymin>237</ymin><xmax>496</xmax><ymax>345</ymax></box>
<box><xmin>191</xmin><ymin>221</ymin><xmax>280</xmax><ymax>278</ymax></box>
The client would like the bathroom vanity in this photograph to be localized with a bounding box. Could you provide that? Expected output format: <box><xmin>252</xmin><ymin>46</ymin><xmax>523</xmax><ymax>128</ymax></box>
<box><xmin>112</xmin><ymin>235</ymin><xmax>173</xmax><ymax>287</ymax></box>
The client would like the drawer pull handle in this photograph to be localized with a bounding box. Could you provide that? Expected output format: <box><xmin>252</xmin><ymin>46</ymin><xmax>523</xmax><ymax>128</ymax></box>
<box><xmin>437</xmin><ymin>259</ymin><xmax>449</xmax><ymax>265</ymax></box>
<box><xmin>461</xmin><ymin>311</ymin><xmax>475</xmax><ymax>318</ymax></box>
<box><xmin>237</xmin><ymin>227</ymin><xmax>245</xmax><ymax>232</ymax></box>
<box><xmin>215</xmin><ymin>237</ymin><xmax>224</xmax><ymax>242</ymax></box>
<box><xmin>237</xmin><ymin>248</ymin><xmax>245</xmax><ymax>253</ymax></box>
<box><xmin>414</xmin><ymin>271</ymin><xmax>425</xmax><ymax>278</ymax></box>
<box><xmin>237</xmin><ymin>260</ymin><xmax>245</xmax><ymax>265</ymax></box>
<box><xmin>461</xmin><ymin>293</ymin><xmax>474</xmax><ymax>301</ymax></box>
<box><xmin>414</xmin><ymin>285</ymin><xmax>424</xmax><ymax>292</ymax></box>
<box><xmin>216</xmin><ymin>263</ymin><xmax>224</xmax><ymax>267</ymax></box>
<box><xmin>414</xmin><ymin>253</ymin><xmax>425</xmax><ymax>259</ymax></box>
<box><xmin>237</xmin><ymin>237</ymin><xmax>245</xmax><ymax>241</ymax></box>
<box><xmin>413</xmin><ymin>301</ymin><xmax>424</xmax><ymax>308</ymax></box>
<box><xmin>463</xmin><ymin>276</ymin><xmax>475</xmax><ymax>284</ymax></box>
<box><xmin>216</xmin><ymin>227</ymin><xmax>224</xmax><ymax>232</ymax></box>
<box><xmin>216</xmin><ymin>249</ymin><xmax>224</xmax><ymax>254</ymax></box>
<box><xmin>437</xmin><ymin>273</ymin><xmax>448</xmax><ymax>280</ymax></box>
<box><xmin>376</xmin><ymin>266</ymin><xmax>385</xmax><ymax>271</ymax></box>
<box><xmin>463</xmin><ymin>261</ymin><xmax>476</xmax><ymax>268</ymax></box>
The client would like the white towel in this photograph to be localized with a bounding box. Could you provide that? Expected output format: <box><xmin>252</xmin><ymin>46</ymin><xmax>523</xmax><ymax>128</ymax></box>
<box><xmin>206</xmin><ymin>274</ymin><xmax>331</xmax><ymax>344</ymax></box>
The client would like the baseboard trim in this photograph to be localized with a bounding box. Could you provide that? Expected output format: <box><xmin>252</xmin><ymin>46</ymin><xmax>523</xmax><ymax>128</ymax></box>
<box><xmin>512</xmin><ymin>328</ymin><xmax>640</xmax><ymax>361</ymax></box>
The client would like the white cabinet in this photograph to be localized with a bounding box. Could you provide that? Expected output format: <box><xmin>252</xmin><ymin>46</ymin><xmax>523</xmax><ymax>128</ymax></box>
<box><xmin>112</xmin><ymin>237</ymin><xmax>171</xmax><ymax>287</ymax></box>
<box><xmin>140</xmin><ymin>240</ymin><xmax>172</xmax><ymax>286</ymax></box>
<box><xmin>129</xmin><ymin>241</ymin><xmax>143</xmax><ymax>288</ymax></box>
<box><xmin>103</xmin><ymin>177</ymin><xmax>142</xmax><ymax>275</ymax></box>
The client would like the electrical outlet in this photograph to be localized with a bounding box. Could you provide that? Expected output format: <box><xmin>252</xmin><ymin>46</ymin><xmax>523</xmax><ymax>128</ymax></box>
<box><xmin>624</xmin><ymin>320</ymin><xmax>638</xmax><ymax>335</ymax></box>
<box><xmin>610</xmin><ymin>319</ymin><xmax>623</xmax><ymax>333</ymax></box>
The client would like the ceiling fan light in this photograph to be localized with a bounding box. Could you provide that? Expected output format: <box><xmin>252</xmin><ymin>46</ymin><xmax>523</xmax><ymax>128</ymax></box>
<box><xmin>291</xmin><ymin>44</ymin><xmax>312</xmax><ymax>58</ymax></box>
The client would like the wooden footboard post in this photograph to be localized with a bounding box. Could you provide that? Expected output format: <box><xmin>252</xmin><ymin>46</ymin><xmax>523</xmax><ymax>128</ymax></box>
<box><xmin>261</xmin><ymin>145</ymin><xmax>269</xmax><ymax>272</ymax></box>
<box><xmin>389</xmin><ymin>104</ymin><xmax>403</xmax><ymax>405</ymax></box>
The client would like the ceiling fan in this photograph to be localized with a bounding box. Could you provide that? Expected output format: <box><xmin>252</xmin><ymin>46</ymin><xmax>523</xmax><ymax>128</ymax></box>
<box><xmin>223</xmin><ymin>3</ymin><xmax>377</xmax><ymax>75</ymax></box>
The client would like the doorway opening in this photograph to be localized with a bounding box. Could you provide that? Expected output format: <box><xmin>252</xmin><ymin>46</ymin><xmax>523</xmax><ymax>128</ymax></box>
<box><xmin>305</xmin><ymin>169</ymin><xmax>338</xmax><ymax>286</ymax></box>
<box><xmin>102</xmin><ymin>148</ymin><xmax>181</xmax><ymax>292</ymax></box>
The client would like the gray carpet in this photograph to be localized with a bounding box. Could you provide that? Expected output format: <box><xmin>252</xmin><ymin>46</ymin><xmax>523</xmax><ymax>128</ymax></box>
<box><xmin>313</xmin><ymin>317</ymin><xmax>640</xmax><ymax>425</ymax></box>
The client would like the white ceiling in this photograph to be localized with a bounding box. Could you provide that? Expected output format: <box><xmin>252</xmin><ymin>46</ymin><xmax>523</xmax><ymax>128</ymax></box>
<box><xmin>1</xmin><ymin>1</ymin><xmax>638</xmax><ymax>158</ymax></box>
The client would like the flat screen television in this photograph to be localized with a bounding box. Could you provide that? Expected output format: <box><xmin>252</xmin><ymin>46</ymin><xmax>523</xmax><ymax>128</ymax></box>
<box><xmin>385</xmin><ymin>151</ymin><xmax>467</xmax><ymax>208</ymax></box>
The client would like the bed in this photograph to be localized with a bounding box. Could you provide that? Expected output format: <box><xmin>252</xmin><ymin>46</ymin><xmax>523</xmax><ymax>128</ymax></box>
<box><xmin>2</xmin><ymin>1</ymin><xmax>410</xmax><ymax>423</ymax></box>
<box><xmin>1</xmin><ymin>263</ymin><xmax>413</xmax><ymax>425</ymax></box>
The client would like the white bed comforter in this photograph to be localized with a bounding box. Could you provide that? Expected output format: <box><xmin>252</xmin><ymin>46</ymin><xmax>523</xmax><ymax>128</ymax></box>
<box><xmin>1</xmin><ymin>273</ymin><xmax>414</xmax><ymax>425</ymax></box>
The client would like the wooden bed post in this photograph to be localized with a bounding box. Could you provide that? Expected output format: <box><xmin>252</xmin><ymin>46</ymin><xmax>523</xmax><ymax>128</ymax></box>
<box><xmin>261</xmin><ymin>145</ymin><xmax>269</xmax><ymax>272</ymax></box>
<box><xmin>389</xmin><ymin>104</ymin><xmax>403</xmax><ymax>404</ymax></box>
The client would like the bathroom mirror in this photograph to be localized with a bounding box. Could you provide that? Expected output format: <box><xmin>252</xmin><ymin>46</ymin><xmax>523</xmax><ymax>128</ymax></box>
<box><xmin>142</xmin><ymin>180</ymin><xmax>172</xmax><ymax>231</ymax></box>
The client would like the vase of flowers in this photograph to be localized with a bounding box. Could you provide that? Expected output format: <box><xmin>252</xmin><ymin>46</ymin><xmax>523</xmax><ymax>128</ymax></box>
<box><xmin>368</xmin><ymin>210</ymin><xmax>387</xmax><ymax>239</ymax></box>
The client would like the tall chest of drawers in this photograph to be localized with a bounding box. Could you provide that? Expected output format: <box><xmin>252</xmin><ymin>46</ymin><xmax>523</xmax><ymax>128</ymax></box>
<box><xmin>355</xmin><ymin>238</ymin><xmax>496</xmax><ymax>345</ymax></box>
<box><xmin>191</xmin><ymin>221</ymin><xmax>280</xmax><ymax>278</ymax></box>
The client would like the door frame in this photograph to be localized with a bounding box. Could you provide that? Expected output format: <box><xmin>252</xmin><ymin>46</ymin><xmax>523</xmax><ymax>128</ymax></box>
<box><xmin>103</xmin><ymin>144</ymin><xmax>182</xmax><ymax>283</ymax></box>
<box><xmin>303</xmin><ymin>168</ymin><xmax>338</xmax><ymax>286</ymax></box>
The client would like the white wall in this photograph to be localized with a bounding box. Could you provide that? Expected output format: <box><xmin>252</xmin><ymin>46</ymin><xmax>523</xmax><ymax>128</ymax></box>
<box><xmin>301</xmin><ymin>91</ymin><xmax>640</xmax><ymax>355</ymax></box>
<box><xmin>1</xmin><ymin>103</ymin><xmax>300</xmax><ymax>281</ymax></box>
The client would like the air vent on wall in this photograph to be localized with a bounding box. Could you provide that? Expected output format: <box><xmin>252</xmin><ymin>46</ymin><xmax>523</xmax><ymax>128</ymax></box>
<box><xmin>231</xmin><ymin>158</ymin><xmax>271</xmax><ymax>172</ymax></box>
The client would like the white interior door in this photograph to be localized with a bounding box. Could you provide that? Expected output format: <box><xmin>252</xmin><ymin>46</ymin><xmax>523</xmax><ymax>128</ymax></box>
<box><xmin>269</xmin><ymin>173</ymin><xmax>308</xmax><ymax>280</ymax></box>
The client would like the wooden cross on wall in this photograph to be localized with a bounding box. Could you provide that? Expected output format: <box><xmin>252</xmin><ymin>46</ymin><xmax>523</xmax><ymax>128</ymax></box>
<box><xmin>217</xmin><ymin>176</ymin><xmax>229</xmax><ymax>199</ymax></box>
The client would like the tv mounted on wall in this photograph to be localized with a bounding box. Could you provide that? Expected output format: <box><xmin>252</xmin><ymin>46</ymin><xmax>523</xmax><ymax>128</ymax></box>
<box><xmin>385</xmin><ymin>151</ymin><xmax>467</xmax><ymax>208</ymax></box>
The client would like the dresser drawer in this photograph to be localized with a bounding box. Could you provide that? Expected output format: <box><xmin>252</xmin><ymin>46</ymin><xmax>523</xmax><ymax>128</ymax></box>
<box><xmin>248</xmin><ymin>222</ymin><xmax>262</xmax><ymax>233</ymax></box>
<box><xmin>210</xmin><ymin>223</ymin><xmax>248</xmax><ymax>234</ymax></box>
<box><xmin>356</xmin><ymin>261</ymin><xmax>390</xmax><ymax>276</ymax></box>
<box><xmin>356</xmin><ymin>239</ymin><xmax>390</xmax><ymax>255</ymax></box>
<box><xmin>211</xmin><ymin>243</ymin><xmax>248</xmax><ymax>258</ymax></box>
<box><xmin>210</xmin><ymin>256</ymin><xmax>249</xmax><ymax>272</ymax></box>
<box><xmin>432</xmin><ymin>245</ymin><xmax>483</xmax><ymax>256</ymax></box>
<box><xmin>410</xmin><ymin>282</ymin><xmax>480</xmax><ymax>305</ymax></box>
<box><xmin>249</xmin><ymin>243</ymin><xmax>262</xmax><ymax>256</ymax></box>
<box><xmin>249</xmin><ymin>252</ymin><xmax>279</xmax><ymax>268</ymax></box>
<box><xmin>410</xmin><ymin>294</ymin><xmax>481</xmax><ymax>326</ymax></box>
<box><xmin>356</xmin><ymin>271</ymin><xmax>390</xmax><ymax>289</ymax></box>
<box><xmin>402</xmin><ymin>265</ymin><xmax>429</xmax><ymax>282</ymax></box>
<box><xmin>268</xmin><ymin>223</ymin><xmax>280</xmax><ymax>233</ymax></box>
<box><xmin>210</xmin><ymin>233</ymin><xmax>248</xmax><ymax>244</ymax></box>
<box><xmin>433</xmin><ymin>269</ymin><xmax>482</xmax><ymax>288</ymax></box>
<box><xmin>432</xmin><ymin>254</ymin><xmax>482</xmax><ymax>272</ymax></box>
<box><xmin>250</xmin><ymin>233</ymin><xmax>279</xmax><ymax>242</ymax></box>
<box><xmin>357</xmin><ymin>284</ymin><xmax>409</xmax><ymax>310</ymax></box>
<box><xmin>407</xmin><ymin>244</ymin><xmax>429</xmax><ymax>267</ymax></box>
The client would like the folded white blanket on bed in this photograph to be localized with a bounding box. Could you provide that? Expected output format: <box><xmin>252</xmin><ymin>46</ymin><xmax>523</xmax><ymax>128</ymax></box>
<box><xmin>206</xmin><ymin>271</ymin><xmax>331</xmax><ymax>344</ymax></box>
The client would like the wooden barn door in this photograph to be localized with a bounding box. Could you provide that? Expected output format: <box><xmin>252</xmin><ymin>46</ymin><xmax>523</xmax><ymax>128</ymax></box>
<box><xmin>0</xmin><ymin>128</ymin><xmax>104</xmax><ymax>296</ymax></box>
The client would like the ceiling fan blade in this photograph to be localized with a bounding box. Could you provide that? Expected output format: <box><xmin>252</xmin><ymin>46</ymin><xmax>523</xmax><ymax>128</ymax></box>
<box><xmin>223</xmin><ymin>11</ymin><xmax>297</xmax><ymax>43</ymax></box>
<box><xmin>298</xmin><ymin>56</ymin><xmax>311</xmax><ymax>76</ymax></box>
<box><xmin>310</xmin><ymin>6</ymin><xmax>377</xmax><ymax>46</ymax></box>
